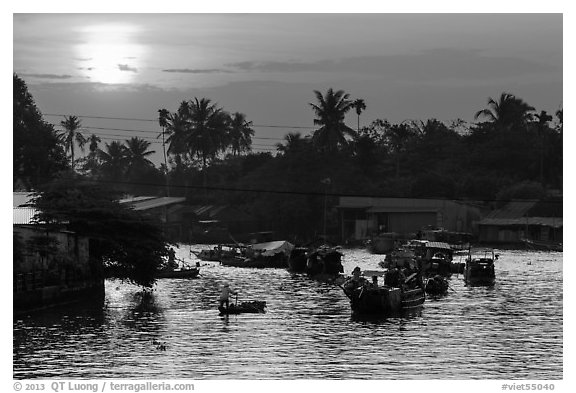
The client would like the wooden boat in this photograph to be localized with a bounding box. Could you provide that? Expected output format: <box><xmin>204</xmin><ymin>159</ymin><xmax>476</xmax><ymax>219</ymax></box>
<box><xmin>367</xmin><ymin>233</ymin><xmax>399</xmax><ymax>254</ymax></box>
<box><xmin>193</xmin><ymin>244</ymin><xmax>243</xmax><ymax>262</ymax></box>
<box><xmin>157</xmin><ymin>267</ymin><xmax>199</xmax><ymax>279</ymax></box>
<box><xmin>522</xmin><ymin>238</ymin><xmax>563</xmax><ymax>252</ymax></box>
<box><xmin>305</xmin><ymin>245</ymin><xmax>344</xmax><ymax>280</ymax></box>
<box><xmin>288</xmin><ymin>246</ymin><xmax>308</xmax><ymax>272</ymax></box>
<box><xmin>464</xmin><ymin>248</ymin><xmax>496</xmax><ymax>286</ymax></box>
<box><xmin>342</xmin><ymin>270</ymin><xmax>425</xmax><ymax>316</ymax></box>
<box><xmin>424</xmin><ymin>274</ymin><xmax>449</xmax><ymax>295</ymax></box>
<box><xmin>221</xmin><ymin>240</ymin><xmax>294</xmax><ymax>268</ymax></box>
<box><xmin>218</xmin><ymin>300</ymin><xmax>266</xmax><ymax>315</ymax></box>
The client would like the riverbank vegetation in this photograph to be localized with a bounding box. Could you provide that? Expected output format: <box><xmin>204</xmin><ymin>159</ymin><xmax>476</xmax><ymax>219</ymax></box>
<box><xmin>14</xmin><ymin>72</ymin><xmax>562</xmax><ymax>262</ymax></box>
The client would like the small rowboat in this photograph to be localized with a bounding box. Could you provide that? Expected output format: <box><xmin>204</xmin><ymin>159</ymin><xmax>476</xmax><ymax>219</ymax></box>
<box><xmin>157</xmin><ymin>267</ymin><xmax>199</xmax><ymax>279</ymax></box>
<box><xmin>218</xmin><ymin>301</ymin><xmax>266</xmax><ymax>315</ymax></box>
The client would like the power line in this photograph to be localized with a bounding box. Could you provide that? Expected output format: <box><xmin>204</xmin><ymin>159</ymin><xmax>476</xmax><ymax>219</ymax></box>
<box><xmin>53</xmin><ymin>124</ymin><xmax>294</xmax><ymax>142</ymax></box>
<box><xmin>45</xmin><ymin>113</ymin><xmax>314</xmax><ymax>130</ymax></box>
<box><xmin>43</xmin><ymin>177</ymin><xmax>561</xmax><ymax>205</ymax></box>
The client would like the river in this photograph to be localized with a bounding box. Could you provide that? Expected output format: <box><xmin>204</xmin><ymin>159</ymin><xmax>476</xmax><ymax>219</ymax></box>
<box><xmin>13</xmin><ymin>246</ymin><xmax>563</xmax><ymax>380</ymax></box>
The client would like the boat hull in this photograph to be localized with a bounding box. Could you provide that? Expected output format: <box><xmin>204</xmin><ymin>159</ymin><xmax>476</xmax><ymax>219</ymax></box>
<box><xmin>464</xmin><ymin>261</ymin><xmax>495</xmax><ymax>286</ymax></box>
<box><xmin>157</xmin><ymin>268</ymin><xmax>199</xmax><ymax>279</ymax></box>
<box><xmin>345</xmin><ymin>286</ymin><xmax>425</xmax><ymax>316</ymax></box>
<box><xmin>218</xmin><ymin>301</ymin><xmax>266</xmax><ymax>315</ymax></box>
<box><xmin>221</xmin><ymin>254</ymin><xmax>288</xmax><ymax>268</ymax></box>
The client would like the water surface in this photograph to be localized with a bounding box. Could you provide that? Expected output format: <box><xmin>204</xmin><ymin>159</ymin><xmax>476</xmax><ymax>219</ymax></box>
<box><xmin>13</xmin><ymin>247</ymin><xmax>563</xmax><ymax>379</ymax></box>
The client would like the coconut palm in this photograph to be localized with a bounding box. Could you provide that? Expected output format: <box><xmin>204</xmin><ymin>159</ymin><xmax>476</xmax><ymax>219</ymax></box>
<box><xmin>162</xmin><ymin>98</ymin><xmax>228</xmax><ymax>169</ymax></box>
<box><xmin>87</xmin><ymin>134</ymin><xmax>101</xmax><ymax>155</ymax></box>
<box><xmin>227</xmin><ymin>112</ymin><xmax>254</xmax><ymax>156</ymax></box>
<box><xmin>309</xmin><ymin>88</ymin><xmax>356</xmax><ymax>153</ymax></box>
<box><xmin>124</xmin><ymin>137</ymin><xmax>155</xmax><ymax>167</ymax></box>
<box><xmin>124</xmin><ymin>137</ymin><xmax>156</xmax><ymax>183</ymax></box>
<box><xmin>59</xmin><ymin>115</ymin><xmax>87</xmax><ymax>170</ymax></box>
<box><xmin>82</xmin><ymin>133</ymin><xmax>101</xmax><ymax>175</ymax></box>
<box><xmin>351</xmin><ymin>98</ymin><xmax>367</xmax><ymax>132</ymax></box>
<box><xmin>98</xmin><ymin>141</ymin><xmax>127</xmax><ymax>182</ymax></box>
<box><xmin>474</xmin><ymin>92</ymin><xmax>535</xmax><ymax>129</ymax></box>
<box><xmin>276</xmin><ymin>132</ymin><xmax>307</xmax><ymax>154</ymax></box>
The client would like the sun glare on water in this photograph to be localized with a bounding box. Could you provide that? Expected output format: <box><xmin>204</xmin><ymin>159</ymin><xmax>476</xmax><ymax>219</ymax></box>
<box><xmin>76</xmin><ymin>24</ymin><xmax>146</xmax><ymax>84</ymax></box>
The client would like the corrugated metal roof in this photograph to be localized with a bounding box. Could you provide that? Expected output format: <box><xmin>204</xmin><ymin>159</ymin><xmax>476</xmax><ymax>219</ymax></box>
<box><xmin>366</xmin><ymin>207</ymin><xmax>437</xmax><ymax>213</ymax></box>
<box><xmin>425</xmin><ymin>241</ymin><xmax>452</xmax><ymax>250</ymax></box>
<box><xmin>13</xmin><ymin>192</ymin><xmax>35</xmax><ymax>207</ymax></box>
<box><xmin>119</xmin><ymin>196</ymin><xmax>156</xmax><ymax>204</ymax></box>
<box><xmin>485</xmin><ymin>201</ymin><xmax>537</xmax><ymax>219</ymax></box>
<box><xmin>479</xmin><ymin>217</ymin><xmax>563</xmax><ymax>228</ymax></box>
<box><xmin>131</xmin><ymin>197</ymin><xmax>186</xmax><ymax>211</ymax></box>
<box><xmin>13</xmin><ymin>207</ymin><xmax>38</xmax><ymax>225</ymax></box>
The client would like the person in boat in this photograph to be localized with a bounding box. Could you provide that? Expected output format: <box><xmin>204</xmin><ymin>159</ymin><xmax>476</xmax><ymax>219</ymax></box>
<box><xmin>344</xmin><ymin>266</ymin><xmax>367</xmax><ymax>291</ymax></box>
<box><xmin>219</xmin><ymin>282</ymin><xmax>238</xmax><ymax>309</ymax></box>
<box><xmin>167</xmin><ymin>247</ymin><xmax>177</xmax><ymax>270</ymax></box>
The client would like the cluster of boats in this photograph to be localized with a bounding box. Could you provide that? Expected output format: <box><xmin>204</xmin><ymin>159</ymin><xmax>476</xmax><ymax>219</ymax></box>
<box><xmin>343</xmin><ymin>239</ymin><xmax>498</xmax><ymax>316</ymax></box>
<box><xmin>162</xmin><ymin>237</ymin><xmax>497</xmax><ymax>318</ymax></box>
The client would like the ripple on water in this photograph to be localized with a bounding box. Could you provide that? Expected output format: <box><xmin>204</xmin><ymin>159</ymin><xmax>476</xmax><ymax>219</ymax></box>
<box><xmin>13</xmin><ymin>247</ymin><xmax>562</xmax><ymax>379</ymax></box>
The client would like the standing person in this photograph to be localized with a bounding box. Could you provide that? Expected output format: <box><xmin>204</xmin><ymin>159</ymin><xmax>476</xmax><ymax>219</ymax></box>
<box><xmin>219</xmin><ymin>283</ymin><xmax>238</xmax><ymax>309</ymax></box>
<box><xmin>167</xmin><ymin>247</ymin><xmax>177</xmax><ymax>270</ymax></box>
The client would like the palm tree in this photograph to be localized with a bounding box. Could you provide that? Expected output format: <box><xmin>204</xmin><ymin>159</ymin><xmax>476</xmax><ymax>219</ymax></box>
<box><xmin>98</xmin><ymin>141</ymin><xmax>127</xmax><ymax>182</ymax></box>
<box><xmin>474</xmin><ymin>92</ymin><xmax>535</xmax><ymax>129</ymax></box>
<box><xmin>158</xmin><ymin>108</ymin><xmax>170</xmax><ymax>169</ymax></box>
<box><xmin>276</xmin><ymin>132</ymin><xmax>307</xmax><ymax>154</ymax></box>
<box><xmin>227</xmin><ymin>112</ymin><xmax>254</xmax><ymax>156</ymax></box>
<box><xmin>309</xmin><ymin>88</ymin><xmax>356</xmax><ymax>153</ymax></box>
<box><xmin>125</xmin><ymin>137</ymin><xmax>155</xmax><ymax>167</ymax></box>
<box><xmin>82</xmin><ymin>133</ymin><xmax>101</xmax><ymax>174</ymax></box>
<box><xmin>351</xmin><ymin>98</ymin><xmax>367</xmax><ymax>132</ymax></box>
<box><xmin>124</xmin><ymin>137</ymin><xmax>156</xmax><ymax>184</ymax></box>
<box><xmin>534</xmin><ymin>110</ymin><xmax>553</xmax><ymax>185</ymax></box>
<box><xmin>87</xmin><ymin>134</ymin><xmax>101</xmax><ymax>155</ymax></box>
<box><xmin>162</xmin><ymin>98</ymin><xmax>227</xmax><ymax>170</ymax></box>
<box><xmin>59</xmin><ymin>115</ymin><xmax>87</xmax><ymax>170</ymax></box>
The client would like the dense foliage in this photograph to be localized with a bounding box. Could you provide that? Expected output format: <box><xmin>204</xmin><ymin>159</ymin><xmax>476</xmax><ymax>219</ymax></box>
<box><xmin>14</xmin><ymin>73</ymin><xmax>563</xmax><ymax>243</ymax></box>
<box><xmin>13</xmin><ymin>74</ymin><xmax>68</xmax><ymax>189</ymax></box>
<box><xmin>31</xmin><ymin>175</ymin><xmax>169</xmax><ymax>287</ymax></box>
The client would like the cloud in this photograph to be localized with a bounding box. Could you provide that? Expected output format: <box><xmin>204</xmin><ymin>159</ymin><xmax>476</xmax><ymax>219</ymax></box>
<box><xmin>19</xmin><ymin>73</ymin><xmax>73</xmax><ymax>80</ymax></box>
<box><xmin>226</xmin><ymin>49</ymin><xmax>558</xmax><ymax>81</ymax></box>
<box><xmin>118</xmin><ymin>64</ymin><xmax>138</xmax><ymax>72</ymax></box>
<box><xmin>162</xmin><ymin>68</ymin><xmax>233</xmax><ymax>74</ymax></box>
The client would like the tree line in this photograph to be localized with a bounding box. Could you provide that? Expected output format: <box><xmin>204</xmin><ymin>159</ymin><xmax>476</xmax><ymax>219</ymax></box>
<box><xmin>13</xmin><ymin>73</ymin><xmax>563</xmax><ymax>282</ymax></box>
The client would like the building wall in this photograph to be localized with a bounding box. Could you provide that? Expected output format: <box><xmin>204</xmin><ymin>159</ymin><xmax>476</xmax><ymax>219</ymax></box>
<box><xmin>13</xmin><ymin>226</ymin><xmax>104</xmax><ymax>312</ymax></box>
<box><xmin>338</xmin><ymin>197</ymin><xmax>481</xmax><ymax>241</ymax></box>
<box><xmin>479</xmin><ymin>224</ymin><xmax>563</xmax><ymax>244</ymax></box>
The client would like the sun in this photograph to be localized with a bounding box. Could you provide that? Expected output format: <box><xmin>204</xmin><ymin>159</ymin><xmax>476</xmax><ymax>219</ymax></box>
<box><xmin>76</xmin><ymin>24</ymin><xmax>145</xmax><ymax>84</ymax></box>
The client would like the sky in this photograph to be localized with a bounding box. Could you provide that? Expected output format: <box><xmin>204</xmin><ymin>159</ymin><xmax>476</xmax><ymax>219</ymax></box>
<box><xmin>12</xmin><ymin>11</ymin><xmax>563</xmax><ymax>165</ymax></box>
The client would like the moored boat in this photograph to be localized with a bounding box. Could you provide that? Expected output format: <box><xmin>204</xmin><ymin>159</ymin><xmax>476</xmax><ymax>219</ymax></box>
<box><xmin>464</xmin><ymin>248</ymin><xmax>497</xmax><ymax>286</ymax></box>
<box><xmin>341</xmin><ymin>269</ymin><xmax>425</xmax><ymax>316</ymax></box>
<box><xmin>424</xmin><ymin>274</ymin><xmax>449</xmax><ymax>295</ymax></box>
<box><xmin>522</xmin><ymin>238</ymin><xmax>563</xmax><ymax>252</ymax></box>
<box><xmin>221</xmin><ymin>240</ymin><xmax>294</xmax><ymax>268</ymax></box>
<box><xmin>194</xmin><ymin>244</ymin><xmax>243</xmax><ymax>262</ymax></box>
<box><xmin>305</xmin><ymin>245</ymin><xmax>344</xmax><ymax>281</ymax></box>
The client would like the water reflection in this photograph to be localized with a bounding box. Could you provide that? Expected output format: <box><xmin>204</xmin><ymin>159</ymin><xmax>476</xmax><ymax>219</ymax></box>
<box><xmin>13</xmin><ymin>248</ymin><xmax>562</xmax><ymax>380</ymax></box>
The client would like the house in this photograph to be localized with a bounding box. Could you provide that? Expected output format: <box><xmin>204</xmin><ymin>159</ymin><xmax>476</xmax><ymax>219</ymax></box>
<box><xmin>337</xmin><ymin>196</ymin><xmax>483</xmax><ymax>243</ymax></box>
<box><xmin>13</xmin><ymin>192</ymin><xmax>103</xmax><ymax>312</ymax></box>
<box><xmin>118</xmin><ymin>196</ymin><xmax>257</xmax><ymax>243</ymax></box>
<box><xmin>477</xmin><ymin>198</ymin><xmax>562</xmax><ymax>245</ymax></box>
<box><xmin>187</xmin><ymin>205</ymin><xmax>257</xmax><ymax>243</ymax></box>
<box><xmin>119</xmin><ymin>195</ymin><xmax>187</xmax><ymax>240</ymax></box>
